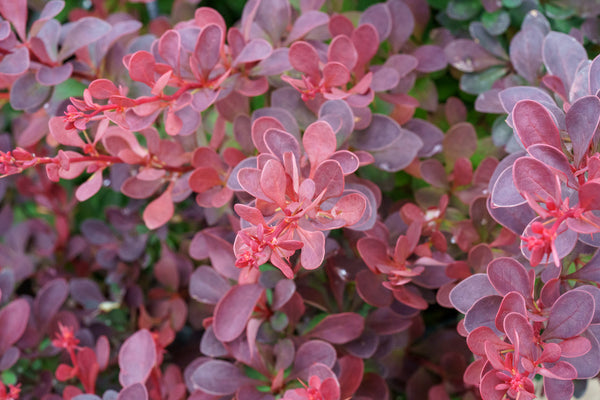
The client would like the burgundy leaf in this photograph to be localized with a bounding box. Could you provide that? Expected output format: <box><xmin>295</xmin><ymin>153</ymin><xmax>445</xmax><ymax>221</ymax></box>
<box><xmin>566</xmin><ymin>95</ymin><xmax>600</xmax><ymax>166</ymax></box>
<box><xmin>306</xmin><ymin>312</ymin><xmax>364</xmax><ymax>344</ymax></box>
<box><xmin>449</xmin><ymin>274</ymin><xmax>497</xmax><ymax>314</ymax></box>
<box><xmin>213</xmin><ymin>283</ymin><xmax>264</xmax><ymax>342</ymax></box>
<box><xmin>513</xmin><ymin>157</ymin><xmax>561</xmax><ymax>205</ymax></box>
<box><xmin>487</xmin><ymin>258</ymin><xmax>531</xmax><ymax>297</ymax></box>
<box><xmin>191</xmin><ymin>360</ymin><xmax>251</xmax><ymax>395</ymax></box>
<box><xmin>34</xmin><ymin>278</ymin><xmax>68</xmax><ymax>329</ymax></box>
<box><xmin>293</xmin><ymin>340</ymin><xmax>336</xmax><ymax>381</ymax></box>
<box><xmin>543</xmin><ymin>290</ymin><xmax>594</xmax><ymax>340</ymax></box>
<box><xmin>0</xmin><ymin>299</ymin><xmax>29</xmax><ymax>354</ymax></box>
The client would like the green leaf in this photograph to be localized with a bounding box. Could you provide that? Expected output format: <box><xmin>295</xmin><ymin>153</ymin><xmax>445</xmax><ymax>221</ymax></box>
<box><xmin>459</xmin><ymin>66</ymin><xmax>508</xmax><ymax>95</ymax></box>
<box><xmin>446</xmin><ymin>0</ymin><xmax>481</xmax><ymax>21</ymax></box>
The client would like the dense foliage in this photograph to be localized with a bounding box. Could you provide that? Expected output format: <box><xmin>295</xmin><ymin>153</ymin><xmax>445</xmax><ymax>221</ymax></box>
<box><xmin>0</xmin><ymin>0</ymin><xmax>599</xmax><ymax>399</ymax></box>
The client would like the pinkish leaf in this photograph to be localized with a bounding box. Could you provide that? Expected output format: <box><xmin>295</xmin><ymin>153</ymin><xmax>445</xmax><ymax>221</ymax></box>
<box><xmin>307</xmin><ymin>313</ymin><xmax>364</xmax><ymax>344</ymax></box>
<box><xmin>118</xmin><ymin>329</ymin><xmax>156</xmax><ymax>387</ymax></box>
<box><xmin>328</xmin><ymin>35</ymin><xmax>357</xmax><ymax>71</ymax></box>
<box><xmin>0</xmin><ymin>0</ymin><xmax>26</xmax><ymax>39</ymax></box>
<box><xmin>303</xmin><ymin>121</ymin><xmax>336</xmax><ymax>168</ymax></box>
<box><xmin>194</xmin><ymin>24</ymin><xmax>223</xmax><ymax>78</ymax></box>
<box><xmin>313</xmin><ymin>160</ymin><xmax>344</xmax><ymax>200</ymax></box>
<box><xmin>49</xmin><ymin>117</ymin><xmax>85</xmax><ymax>147</ymax></box>
<box><xmin>331</xmin><ymin>193</ymin><xmax>366</xmax><ymax>226</ymax></box>
<box><xmin>117</xmin><ymin>383</ymin><xmax>148</xmax><ymax>400</ymax></box>
<box><xmin>143</xmin><ymin>185</ymin><xmax>174</xmax><ymax>230</ymax></box>
<box><xmin>288</xmin><ymin>41</ymin><xmax>320</xmax><ymax>81</ymax></box>
<box><xmin>76</xmin><ymin>170</ymin><xmax>103</xmax><ymax>202</ymax></box>
<box><xmin>296</xmin><ymin>228</ymin><xmax>325</xmax><ymax>270</ymax></box>
<box><xmin>260</xmin><ymin>159</ymin><xmax>287</xmax><ymax>207</ymax></box>
<box><xmin>213</xmin><ymin>283</ymin><xmax>264</xmax><ymax>342</ymax></box>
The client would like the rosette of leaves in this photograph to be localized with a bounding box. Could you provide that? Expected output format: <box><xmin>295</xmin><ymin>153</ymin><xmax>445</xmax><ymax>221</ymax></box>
<box><xmin>451</xmin><ymin>257</ymin><xmax>600</xmax><ymax>400</ymax></box>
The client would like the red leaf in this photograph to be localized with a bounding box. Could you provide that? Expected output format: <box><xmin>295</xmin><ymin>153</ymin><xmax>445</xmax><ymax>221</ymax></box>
<box><xmin>0</xmin><ymin>299</ymin><xmax>29</xmax><ymax>354</ymax></box>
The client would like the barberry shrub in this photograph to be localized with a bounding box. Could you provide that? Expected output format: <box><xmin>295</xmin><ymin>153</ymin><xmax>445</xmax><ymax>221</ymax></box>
<box><xmin>0</xmin><ymin>1</ymin><xmax>599</xmax><ymax>400</ymax></box>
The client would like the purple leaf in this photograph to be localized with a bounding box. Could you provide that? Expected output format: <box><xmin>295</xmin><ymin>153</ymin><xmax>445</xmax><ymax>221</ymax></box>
<box><xmin>34</xmin><ymin>278</ymin><xmax>68</xmax><ymax>329</ymax></box>
<box><xmin>292</xmin><ymin>340</ymin><xmax>336</xmax><ymax>380</ymax></box>
<box><xmin>306</xmin><ymin>313</ymin><xmax>364</xmax><ymax>344</ymax></box>
<box><xmin>117</xmin><ymin>384</ymin><xmax>148</xmax><ymax>400</ymax></box>
<box><xmin>566</xmin><ymin>95</ymin><xmax>600</xmax><ymax>166</ymax></box>
<box><xmin>490</xmin><ymin>166</ymin><xmax>526</xmax><ymax>207</ymax></box>
<box><xmin>70</xmin><ymin>278</ymin><xmax>105</xmax><ymax>310</ymax></box>
<box><xmin>0</xmin><ymin>299</ymin><xmax>29</xmax><ymax>354</ymax></box>
<box><xmin>527</xmin><ymin>144</ymin><xmax>577</xmax><ymax>187</ymax></box>
<box><xmin>444</xmin><ymin>39</ymin><xmax>501</xmax><ymax>73</ymax></box>
<box><xmin>233</xmin><ymin>39</ymin><xmax>272</xmax><ymax>67</ymax></box>
<box><xmin>387</xmin><ymin>0</ymin><xmax>414</xmax><ymax>52</ymax></box>
<box><xmin>286</xmin><ymin>11</ymin><xmax>329</xmax><ymax>44</ymax></box>
<box><xmin>118</xmin><ymin>329</ymin><xmax>156</xmax><ymax>387</ymax></box>
<box><xmin>449</xmin><ymin>274</ymin><xmax>496</xmax><ymax>314</ymax></box>
<box><xmin>213</xmin><ymin>283</ymin><xmax>264</xmax><ymax>342</ymax></box>
<box><xmin>58</xmin><ymin>17</ymin><xmax>111</xmax><ymax>61</ymax></box>
<box><xmin>272</xmin><ymin>279</ymin><xmax>296</xmax><ymax>310</ymax></box>
<box><xmin>189</xmin><ymin>266</ymin><xmax>230</xmax><ymax>305</ymax></box>
<box><xmin>543</xmin><ymin>32</ymin><xmax>587</xmax><ymax>94</ymax></box>
<box><xmin>192</xmin><ymin>360</ymin><xmax>252</xmax><ymax>395</ymax></box>
<box><xmin>464</xmin><ymin>295</ymin><xmax>503</xmax><ymax>333</ymax></box>
<box><xmin>543</xmin><ymin>291</ymin><xmax>594</xmax><ymax>340</ymax></box>
<box><xmin>495</xmin><ymin>293</ymin><xmax>527</xmax><ymax>333</ymax></box>
<box><xmin>194</xmin><ymin>24</ymin><xmax>223</xmax><ymax>77</ymax></box>
<box><xmin>412</xmin><ymin>45</ymin><xmax>446</xmax><ymax>73</ymax></box>
<box><xmin>0</xmin><ymin>47</ymin><xmax>29</xmax><ymax>75</ymax></box>
<box><xmin>36</xmin><ymin>64</ymin><xmax>73</xmax><ymax>86</ymax></box>
<box><xmin>10</xmin><ymin>72</ymin><xmax>52</xmax><ymax>112</ymax></box>
<box><xmin>509</xmin><ymin>28</ymin><xmax>544</xmax><ymax>83</ymax></box>
<box><xmin>359</xmin><ymin>3</ymin><xmax>392</xmax><ymax>42</ymax></box>
<box><xmin>487</xmin><ymin>258</ymin><xmax>531</xmax><ymax>297</ymax></box>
